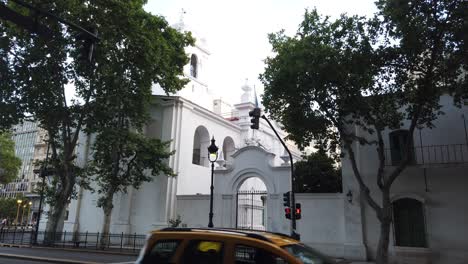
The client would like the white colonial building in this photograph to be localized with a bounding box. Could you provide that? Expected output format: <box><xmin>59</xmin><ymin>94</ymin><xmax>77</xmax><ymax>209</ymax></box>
<box><xmin>342</xmin><ymin>95</ymin><xmax>468</xmax><ymax>263</ymax></box>
<box><xmin>49</xmin><ymin>29</ymin><xmax>309</xmax><ymax>237</ymax></box>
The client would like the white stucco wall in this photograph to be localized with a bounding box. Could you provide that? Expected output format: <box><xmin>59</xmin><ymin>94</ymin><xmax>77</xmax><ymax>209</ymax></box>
<box><xmin>343</xmin><ymin>95</ymin><xmax>468</xmax><ymax>263</ymax></box>
<box><xmin>176</xmin><ymin>195</ymin><xmax>210</xmax><ymax>228</ymax></box>
<box><xmin>296</xmin><ymin>193</ymin><xmax>346</xmax><ymax>257</ymax></box>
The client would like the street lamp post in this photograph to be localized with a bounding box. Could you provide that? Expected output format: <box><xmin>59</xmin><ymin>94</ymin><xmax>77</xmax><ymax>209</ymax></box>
<box><xmin>15</xmin><ymin>199</ymin><xmax>22</xmax><ymax>226</ymax></box>
<box><xmin>20</xmin><ymin>203</ymin><xmax>27</xmax><ymax>227</ymax></box>
<box><xmin>207</xmin><ymin>137</ymin><xmax>219</xmax><ymax>228</ymax></box>
<box><xmin>27</xmin><ymin>201</ymin><xmax>33</xmax><ymax>227</ymax></box>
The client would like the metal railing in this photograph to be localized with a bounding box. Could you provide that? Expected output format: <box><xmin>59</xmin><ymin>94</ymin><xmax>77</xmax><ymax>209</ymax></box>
<box><xmin>385</xmin><ymin>144</ymin><xmax>468</xmax><ymax>166</ymax></box>
<box><xmin>0</xmin><ymin>228</ymin><xmax>146</xmax><ymax>252</ymax></box>
<box><xmin>0</xmin><ymin>179</ymin><xmax>37</xmax><ymax>198</ymax></box>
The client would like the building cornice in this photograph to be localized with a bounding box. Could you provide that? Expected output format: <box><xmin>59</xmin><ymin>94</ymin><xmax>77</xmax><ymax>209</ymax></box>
<box><xmin>151</xmin><ymin>95</ymin><xmax>242</xmax><ymax>132</ymax></box>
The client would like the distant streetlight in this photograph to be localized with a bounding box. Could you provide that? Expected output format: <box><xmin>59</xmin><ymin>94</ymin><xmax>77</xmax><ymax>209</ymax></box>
<box><xmin>207</xmin><ymin>137</ymin><xmax>219</xmax><ymax>228</ymax></box>
<box><xmin>15</xmin><ymin>199</ymin><xmax>22</xmax><ymax>226</ymax></box>
<box><xmin>27</xmin><ymin>201</ymin><xmax>33</xmax><ymax>227</ymax></box>
<box><xmin>20</xmin><ymin>203</ymin><xmax>27</xmax><ymax>227</ymax></box>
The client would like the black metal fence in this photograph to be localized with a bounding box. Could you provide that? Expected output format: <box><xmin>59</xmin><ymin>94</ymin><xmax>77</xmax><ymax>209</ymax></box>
<box><xmin>0</xmin><ymin>228</ymin><xmax>146</xmax><ymax>252</ymax></box>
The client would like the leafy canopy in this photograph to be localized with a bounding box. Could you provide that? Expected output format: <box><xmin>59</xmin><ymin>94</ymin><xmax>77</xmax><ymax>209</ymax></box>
<box><xmin>261</xmin><ymin>9</ymin><xmax>398</xmax><ymax>151</ymax></box>
<box><xmin>294</xmin><ymin>149</ymin><xmax>342</xmax><ymax>193</ymax></box>
<box><xmin>0</xmin><ymin>132</ymin><xmax>22</xmax><ymax>184</ymax></box>
<box><xmin>86</xmin><ymin>129</ymin><xmax>175</xmax><ymax>209</ymax></box>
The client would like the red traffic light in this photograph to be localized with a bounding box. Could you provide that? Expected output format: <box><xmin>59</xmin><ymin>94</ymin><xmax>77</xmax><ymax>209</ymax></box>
<box><xmin>295</xmin><ymin>203</ymin><xmax>302</xmax><ymax>220</ymax></box>
<box><xmin>285</xmin><ymin>207</ymin><xmax>291</xmax><ymax>219</ymax></box>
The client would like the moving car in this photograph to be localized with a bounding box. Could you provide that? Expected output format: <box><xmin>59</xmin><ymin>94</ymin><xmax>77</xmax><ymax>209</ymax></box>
<box><xmin>136</xmin><ymin>227</ymin><xmax>345</xmax><ymax>264</ymax></box>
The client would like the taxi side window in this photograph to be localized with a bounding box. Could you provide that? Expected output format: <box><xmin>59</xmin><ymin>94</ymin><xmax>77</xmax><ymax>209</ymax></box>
<box><xmin>181</xmin><ymin>240</ymin><xmax>224</xmax><ymax>264</ymax></box>
<box><xmin>235</xmin><ymin>244</ymin><xmax>289</xmax><ymax>264</ymax></box>
<box><xmin>142</xmin><ymin>240</ymin><xmax>181</xmax><ymax>264</ymax></box>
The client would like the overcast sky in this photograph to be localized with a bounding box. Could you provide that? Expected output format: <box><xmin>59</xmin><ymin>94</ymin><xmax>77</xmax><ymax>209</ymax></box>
<box><xmin>144</xmin><ymin>0</ymin><xmax>378</xmax><ymax>105</ymax></box>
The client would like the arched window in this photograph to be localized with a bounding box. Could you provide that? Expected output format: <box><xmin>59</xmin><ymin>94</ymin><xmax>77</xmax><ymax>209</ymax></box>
<box><xmin>393</xmin><ymin>198</ymin><xmax>427</xmax><ymax>247</ymax></box>
<box><xmin>192</xmin><ymin>126</ymin><xmax>210</xmax><ymax>166</ymax></box>
<box><xmin>222</xmin><ymin>136</ymin><xmax>236</xmax><ymax>163</ymax></box>
<box><xmin>389</xmin><ymin>130</ymin><xmax>414</xmax><ymax>165</ymax></box>
<box><xmin>190</xmin><ymin>54</ymin><xmax>198</xmax><ymax>78</ymax></box>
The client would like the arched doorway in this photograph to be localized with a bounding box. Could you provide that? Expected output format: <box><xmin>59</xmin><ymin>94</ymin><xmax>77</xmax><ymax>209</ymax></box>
<box><xmin>236</xmin><ymin>177</ymin><xmax>267</xmax><ymax>231</ymax></box>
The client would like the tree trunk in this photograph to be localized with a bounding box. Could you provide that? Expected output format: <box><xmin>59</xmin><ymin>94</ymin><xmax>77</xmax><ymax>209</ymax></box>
<box><xmin>44</xmin><ymin>192</ymin><xmax>68</xmax><ymax>243</ymax></box>
<box><xmin>376</xmin><ymin>191</ymin><xmax>392</xmax><ymax>264</ymax></box>
<box><xmin>44</xmin><ymin>171</ymin><xmax>75</xmax><ymax>243</ymax></box>
<box><xmin>376</xmin><ymin>219</ymin><xmax>391</xmax><ymax>264</ymax></box>
<box><xmin>99</xmin><ymin>189</ymin><xmax>114</xmax><ymax>249</ymax></box>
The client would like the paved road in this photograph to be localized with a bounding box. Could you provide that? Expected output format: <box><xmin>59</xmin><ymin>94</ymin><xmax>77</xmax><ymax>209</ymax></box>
<box><xmin>0</xmin><ymin>256</ymin><xmax>53</xmax><ymax>264</ymax></box>
<box><xmin>0</xmin><ymin>247</ymin><xmax>137</xmax><ymax>263</ymax></box>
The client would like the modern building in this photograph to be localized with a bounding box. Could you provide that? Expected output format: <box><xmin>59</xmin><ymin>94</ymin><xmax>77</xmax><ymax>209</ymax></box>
<box><xmin>0</xmin><ymin>121</ymin><xmax>49</xmax><ymax>225</ymax></box>
<box><xmin>341</xmin><ymin>95</ymin><xmax>468</xmax><ymax>263</ymax></box>
<box><xmin>1</xmin><ymin>121</ymin><xmax>38</xmax><ymax>199</ymax></box>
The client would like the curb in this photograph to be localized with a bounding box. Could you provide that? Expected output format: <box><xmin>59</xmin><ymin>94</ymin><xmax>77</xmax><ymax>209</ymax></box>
<box><xmin>0</xmin><ymin>243</ymin><xmax>31</xmax><ymax>248</ymax></box>
<box><xmin>31</xmin><ymin>246</ymin><xmax>139</xmax><ymax>256</ymax></box>
<box><xmin>0</xmin><ymin>252</ymin><xmax>99</xmax><ymax>264</ymax></box>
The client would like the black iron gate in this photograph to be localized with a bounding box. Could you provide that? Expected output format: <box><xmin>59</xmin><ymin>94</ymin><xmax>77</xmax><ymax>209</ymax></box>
<box><xmin>236</xmin><ymin>190</ymin><xmax>267</xmax><ymax>231</ymax></box>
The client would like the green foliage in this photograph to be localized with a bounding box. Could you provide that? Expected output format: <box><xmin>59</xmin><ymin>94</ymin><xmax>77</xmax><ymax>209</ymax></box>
<box><xmin>294</xmin><ymin>150</ymin><xmax>342</xmax><ymax>193</ymax></box>
<box><xmin>0</xmin><ymin>195</ymin><xmax>27</xmax><ymax>221</ymax></box>
<box><xmin>85</xmin><ymin>129</ymin><xmax>175</xmax><ymax>209</ymax></box>
<box><xmin>169</xmin><ymin>215</ymin><xmax>182</xmax><ymax>227</ymax></box>
<box><xmin>0</xmin><ymin>0</ymin><xmax>192</xmax><ymax>233</ymax></box>
<box><xmin>0</xmin><ymin>132</ymin><xmax>22</xmax><ymax>184</ymax></box>
<box><xmin>261</xmin><ymin>10</ymin><xmax>388</xmax><ymax>152</ymax></box>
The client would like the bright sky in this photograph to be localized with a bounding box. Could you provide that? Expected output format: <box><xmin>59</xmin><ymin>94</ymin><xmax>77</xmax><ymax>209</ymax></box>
<box><xmin>144</xmin><ymin>0</ymin><xmax>378</xmax><ymax>105</ymax></box>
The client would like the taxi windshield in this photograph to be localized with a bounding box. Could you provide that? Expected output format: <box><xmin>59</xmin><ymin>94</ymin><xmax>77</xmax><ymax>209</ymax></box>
<box><xmin>281</xmin><ymin>243</ymin><xmax>337</xmax><ymax>264</ymax></box>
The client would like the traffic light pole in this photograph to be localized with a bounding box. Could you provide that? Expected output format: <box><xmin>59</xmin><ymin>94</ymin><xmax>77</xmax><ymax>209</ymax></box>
<box><xmin>261</xmin><ymin>115</ymin><xmax>299</xmax><ymax>240</ymax></box>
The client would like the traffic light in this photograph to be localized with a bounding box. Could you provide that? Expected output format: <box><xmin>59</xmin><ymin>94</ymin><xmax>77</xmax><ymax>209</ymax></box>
<box><xmin>285</xmin><ymin>207</ymin><xmax>291</xmax><ymax>219</ymax></box>
<box><xmin>295</xmin><ymin>203</ymin><xmax>302</xmax><ymax>220</ymax></box>
<box><xmin>33</xmin><ymin>166</ymin><xmax>55</xmax><ymax>177</ymax></box>
<box><xmin>76</xmin><ymin>28</ymin><xmax>98</xmax><ymax>63</ymax></box>
<box><xmin>249</xmin><ymin>107</ymin><xmax>261</xmax><ymax>129</ymax></box>
<box><xmin>283</xmin><ymin>191</ymin><xmax>291</xmax><ymax>207</ymax></box>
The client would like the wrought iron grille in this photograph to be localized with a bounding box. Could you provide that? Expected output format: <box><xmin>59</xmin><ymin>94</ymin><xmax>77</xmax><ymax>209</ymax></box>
<box><xmin>236</xmin><ymin>190</ymin><xmax>267</xmax><ymax>231</ymax></box>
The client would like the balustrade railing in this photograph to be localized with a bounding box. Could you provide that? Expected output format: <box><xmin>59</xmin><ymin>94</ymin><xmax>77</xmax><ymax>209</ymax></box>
<box><xmin>385</xmin><ymin>144</ymin><xmax>468</xmax><ymax>166</ymax></box>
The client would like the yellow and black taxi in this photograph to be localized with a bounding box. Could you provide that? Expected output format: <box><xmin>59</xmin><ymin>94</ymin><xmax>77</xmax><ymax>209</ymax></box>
<box><xmin>136</xmin><ymin>227</ymin><xmax>346</xmax><ymax>264</ymax></box>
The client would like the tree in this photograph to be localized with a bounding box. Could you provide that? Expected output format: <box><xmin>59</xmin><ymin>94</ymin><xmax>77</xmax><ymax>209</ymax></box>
<box><xmin>86</xmin><ymin>130</ymin><xmax>174</xmax><ymax>248</ymax></box>
<box><xmin>1</xmin><ymin>0</ymin><xmax>192</xmax><ymax>237</ymax></box>
<box><xmin>261</xmin><ymin>2</ymin><xmax>465</xmax><ymax>263</ymax></box>
<box><xmin>0</xmin><ymin>132</ymin><xmax>21</xmax><ymax>184</ymax></box>
<box><xmin>294</xmin><ymin>150</ymin><xmax>342</xmax><ymax>193</ymax></box>
<box><xmin>0</xmin><ymin>195</ymin><xmax>26</xmax><ymax>223</ymax></box>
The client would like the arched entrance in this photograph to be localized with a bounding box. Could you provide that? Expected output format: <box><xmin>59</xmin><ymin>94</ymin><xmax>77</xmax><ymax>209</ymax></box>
<box><xmin>213</xmin><ymin>146</ymin><xmax>291</xmax><ymax>234</ymax></box>
<box><xmin>236</xmin><ymin>177</ymin><xmax>267</xmax><ymax>230</ymax></box>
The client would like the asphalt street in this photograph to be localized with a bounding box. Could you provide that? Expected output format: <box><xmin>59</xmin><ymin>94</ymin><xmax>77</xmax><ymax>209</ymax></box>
<box><xmin>0</xmin><ymin>256</ymin><xmax>53</xmax><ymax>264</ymax></box>
<box><xmin>0</xmin><ymin>247</ymin><xmax>137</xmax><ymax>263</ymax></box>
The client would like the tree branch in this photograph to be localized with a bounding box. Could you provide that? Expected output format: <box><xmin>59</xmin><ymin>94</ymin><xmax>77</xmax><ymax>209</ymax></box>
<box><xmin>70</xmin><ymin>71</ymin><xmax>95</xmax><ymax>155</ymax></box>
<box><xmin>376</xmin><ymin>127</ymin><xmax>385</xmax><ymax>190</ymax></box>
<box><xmin>343</xmin><ymin>139</ymin><xmax>383</xmax><ymax>220</ymax></box>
